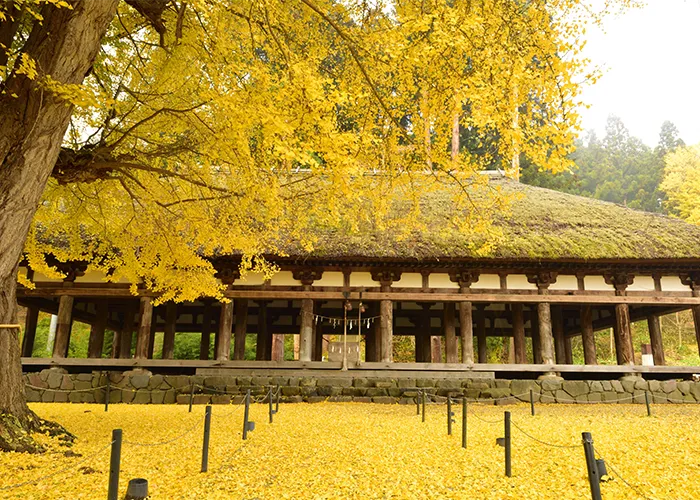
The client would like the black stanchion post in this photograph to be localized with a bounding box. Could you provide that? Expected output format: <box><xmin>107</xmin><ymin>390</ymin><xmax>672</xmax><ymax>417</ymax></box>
<box><xmin>275</xmin><ymin>386</ymin><xmax>280</xmax><ymax>413</ymax></box>
<box><xmin>105</xmin><ymin>375</ymin><xmax>110</xmax><ymax>413</ymax></box>
<box><xmin>188</xmin><ymin>383</ymin><xmax>195</xmax><ymax>413</ymax></box>
<box><xmin>447</xmin><ymin>396</ymin><xmax>454</xmax><ymax>435</ymax></box>
<box><xmin>422</xmin><ymin>390</ymin><xmax>426</xmax><ymax>423</ymax></box>
<box><xmin>108</xmin><ymin>429</ymin><xmax>122</xmax><ymax>500</ymax></box>
<box><xmin>268</xmin><ymin>387</ymin><xmax>274</xmax><ymax>424</ymax></box>
<box><xmin>201</xmin><ymin>406</ymin><xmax>212</xmax><ymax>473</ymax></box>
<box><xmin>505</xmin><ymin>411</ymin><xmax>512</xmax><ymax>478</ymax></box>
<box><xmin>645</xmin><ymin>391</ymin><xmax>651</xmax><ymax>416</ymax></box>
<box><xmin>243</xmin><ymin>389</ymin><xmax>255</xmax><ymax>440</ymax></box>
<box><xmin>416</xmin><ymin>390</ymin><xmax>421</xmax><ymax>415</ymax></box>
<box><xmin>582</xmin><ymin>432</ymin><xmax>603</xmax><ymax>500</ymax></box>
<box><xmin>461</xmin><ymin>397</ymin><xmax>467</xmax><ymax>449</ymax></box>
<box><xmin>530</xmin><ymin>389</ymin><xmax>535</xmax><ymax>416</ymax></box>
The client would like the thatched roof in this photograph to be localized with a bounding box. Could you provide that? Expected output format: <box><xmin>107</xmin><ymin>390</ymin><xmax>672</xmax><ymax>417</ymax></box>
<box><xmin>288</xmin><ymin>175</ymin><xmax>700</xmax><ymax>262</ymax></box>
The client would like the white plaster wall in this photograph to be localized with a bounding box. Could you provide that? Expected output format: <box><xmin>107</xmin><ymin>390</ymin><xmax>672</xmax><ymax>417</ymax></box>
<box><xmin>506</xmin><ymin>274</ymin><xmax>538</xmax><ymax>290</ymax></box>
<box><xmin>270</xmin><ymin>271</ymin><xmax>301</xmax><ymax>286</ymax></box>
<box><xmin>660</xmin><ymin>276</ymin><xmax>692</xmax><ymax>292</ymax></box>
<box><xmin>314</xmin><ymin>272</ymin><xmax>344</xmax><ymax>287</ymax></box>
<box><xmin>584</xmin><ymin>276</ymin><xmax>615</xmax><ymax>291</ymax></box>
<box><xmin>627</xmin><ymin>276</ymin><xmax>656</xmax><ymax>292</ymax></box>
<box><xmin>429</xmin><ymin>273</ymin><xmax>460</xmax><ymax>289</ymax></box>
<box><xmin>394</xmin><ymin>273</ymin><xmax>423</xmax><ymax>288</ymax></box>
<box><xmin>237</xmin><ymin>272</ymin><xmax>265</xmax><ymax>286</ymax></box>
<box><xmin>75</xmin><ymin>270</ymin><xmax>107</xmax><ymax>283</ymax></box>
<box><xmin>350</xmin><ymin>272</ymin><xmax>378</xmax><ymax>287</ymax></box>
<box><xmin>470</xmin><ymin>274</ymin><xmax>500</xmax><ymax>290</ymax></box>
<box><xmin>549</xmin><ymin>275</ymin><xmax>579</xmax><ymax>291</ymax></box>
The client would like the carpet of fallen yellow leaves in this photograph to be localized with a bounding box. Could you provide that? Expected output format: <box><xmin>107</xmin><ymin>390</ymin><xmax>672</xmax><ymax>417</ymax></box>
<box><xmin>1</xmin><ymin>401</ymin><xmax>699</xmax><ymax>499</ymax></box>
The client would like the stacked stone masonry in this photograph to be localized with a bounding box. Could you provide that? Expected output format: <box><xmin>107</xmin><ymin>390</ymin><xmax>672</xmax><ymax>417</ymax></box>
<box><xmin>23</xmin><ymin>371</ymin><xmax>700</xmax><ymax>405</ymax></box>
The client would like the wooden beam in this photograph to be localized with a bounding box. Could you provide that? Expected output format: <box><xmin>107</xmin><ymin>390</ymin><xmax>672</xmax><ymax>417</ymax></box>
<box><xmin>580</xmin><ymin>305</ymin><xmax>597</xmax><ymax>365</ymax></box>
<box><xmin>51</xmin><ymin>295</ymin><xmax>73</xmax><ymax>359</ymax></box>
<box><xmin>87</xmin><ymin>301</ymin><xmax>108</xmax><ymax>358</ymax></box>
<box><xmin>511</xmin><ymin>303</ymin><xmax>526</xmax><ymax>364</ymax></box>
<box><xmin>647</xmin><ymin>314</ymin><xmax>665</xmax><ymax>366</ymax></box>
<box><xmin>443</xmin><ymin>302</ymin><xmax>457</xmax><ymax>363</ymax></box>
<box><xmin>135</xmin><ymin>297</ymin><xmax>153</xmax><ymax>359</ymax></box>
<box><xmin>21</xmin><ymin>306</ymin><xmax>39</xmax><ymax>358</ymax></box>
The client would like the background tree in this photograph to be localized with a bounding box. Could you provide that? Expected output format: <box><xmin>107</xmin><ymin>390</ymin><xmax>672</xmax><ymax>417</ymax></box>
<box><xmin>1</xmin><ymin>0</ymin><xmax>632</xmax><ymax>452</ymax></box>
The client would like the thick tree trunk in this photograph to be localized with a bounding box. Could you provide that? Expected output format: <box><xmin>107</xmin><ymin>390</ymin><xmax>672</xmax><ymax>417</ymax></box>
<box><xmin>0</xmin><ymin>0</ymin><xmax>118</xmax><ymax>452</ymax></box>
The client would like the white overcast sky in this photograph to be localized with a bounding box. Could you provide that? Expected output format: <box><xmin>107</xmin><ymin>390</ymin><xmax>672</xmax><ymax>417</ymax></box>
<box><xmin>578</xmin><ymin>0</ymin><xmax>700</xmax><ymax>146</ymax></box>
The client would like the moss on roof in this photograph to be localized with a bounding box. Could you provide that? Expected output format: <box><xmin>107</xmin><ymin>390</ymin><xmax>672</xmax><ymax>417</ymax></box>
<box><xmin>288</xmin><ymin>176</ymin><xmax>700</xmax><ymax>261</ymax></box>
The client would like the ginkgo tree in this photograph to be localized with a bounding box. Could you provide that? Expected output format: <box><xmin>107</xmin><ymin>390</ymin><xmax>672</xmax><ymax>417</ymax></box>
<box><xmin>0</xmin><ymin>0</ymin><xmax>634</xmax><ymax>452</ymax></box>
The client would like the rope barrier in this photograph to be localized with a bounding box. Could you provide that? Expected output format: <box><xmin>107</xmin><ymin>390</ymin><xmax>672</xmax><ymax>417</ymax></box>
<box><xmin>510</xmin><ymin>419</ymin><xmax>580</xmax><ymax>449</ymax></box>
<box><xmin>466</xmin><ymin>409</ymin><xmax>503</xmax><ymax>425</ymax></box>
<box><xmin>595</xmin><ymin>450</ymin><xmax>654</xmax><ymax>500</ymax></box>
<box><xmin>25</xmin><ymin>384</ymin><xmax>109</xmax><ymax>393</ymax></box>
<box><xmin>0</xmin><ymin>440</ymin><xmax>114</xmax><ymax>492</ymax></box>
<box><xmin>123</xmin><ymin>419</ymin><xmax>202</xmax><ymax>447</ymax></box>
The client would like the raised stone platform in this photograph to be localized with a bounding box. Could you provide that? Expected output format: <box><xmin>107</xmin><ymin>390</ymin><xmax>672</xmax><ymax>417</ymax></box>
<box><xmin>22</xmin><ymin>370</ymin><xmax>700</xmax><ymax>405</ymax></box>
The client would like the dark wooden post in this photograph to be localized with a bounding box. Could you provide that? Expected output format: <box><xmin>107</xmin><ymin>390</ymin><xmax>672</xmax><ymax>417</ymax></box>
<box><xmin>450</xmin><ymin>271</ymin><xmax>479</xmax><ymax>364</ymax></box>
<box><xmin>216</xmin><ymin>301</ymin><xmax>234</xmax><ymax>361</ymax></box>
<box><xmin>52</xmin><ymin>295</ymin><xmax>74</xmax><ymax>358</ymax></box>
<box><xmin>564</xmin><ymin>336</ymin><xmax>573</xmax><ymax>364</ymax></box>
<box><xmin>372</xmin><ymin>271</ymin><xmax>400</xmax><ymax>363</ymax></box>
<box><xmin>233</xmin><ymin>299</ymin><xmax>249</xmax><ymax>361</ymax></box>
<box><xmin>134</xmin><ymin>297</ymin><xmax>153</xmax><ymax>359</ymax></box>
<box><xmin>605</xmin><ymin>273</ymin><xmax>635</xmax><ymax>366</ymax></box>
<box><xmin>647</xmin><ymin>314</ymin><xmax>665</xmax><ymax>366</ymax></box>
<box><xmin>443</xmin><ymin>303</ymin><xmax>457</xmax><ymax>363</ymax></box>
<box><xmin>21</xmin><ymin>305</ymin><xmax>39</xmax><ymax>357</ymax></box>
<box><xmin>162</xmin><ymin>302</ymin><xmax>177</xmax><ymax>360</ymax></box>
<box><xmin>580</xmin><ymin>304</ymin><xmax>597</xmax><ymax>365</ymax></box>
<box><xmin>271</xmin><ymin>333</ymin><xmax>285</xmax><ymax>361</ymax></box>
<box><xmin>614</xmin><ymin>304</ymin><xmax>634</xmax><ymax>365</ymax></box>
<box><xmin>256</xmin><ymin>301</ymin><xmax>272</xmax><ymax>360</ymax></box>
<box><xmin>415</xmin><ymin>303</ymin><xmax>431</xmax><ymax>363</ymax></box>
<box><xmin>530</xmin><ymin>307</ymin><xmax>542</xmax><ymax>364</ymax></box>
<box><xmin>511</xmin><ymin>303</ymin><xmax>526</xmax><ymax>364</ymax></box>
<box><xmin>199</xmin><ymin>300</ymin><xmax>213</xmax><ymax>360</ymax></box>
<box><xmin>147</xmin><ymin>311</ymin><xmax>157</xmax><ymax>359</ymax></box>
<box><xmin>552</xmin><ymin>306</ymin><xmax>566</xmax><ymax>364</ymax></box>
<box><xmin>680</xmin><ymin>274</ymin><xmax>700</xmax><ymax>357</ymax></box>
<box><xmin>365</xmin><ymin>303</ymin><xmax>380</xmax><ymax>362</ymax></box>
<box><xmin>87</xmin><ymin>301</ymin><xmax>108</xmax><ymax>358</ymax></box>
<box><xmin>527</xmin><ymin>273</ymin><xmax>557</xmax><ymax>365</ymax></box>
<box><xmin>475</xmin><ymin>305</ymin><xmax>487</xmax><ymax>363</ymax></box>
<box><xmin>299</xmin><ymin>299</ymin><xmax>314</xmax><ymax>362</ymax></box>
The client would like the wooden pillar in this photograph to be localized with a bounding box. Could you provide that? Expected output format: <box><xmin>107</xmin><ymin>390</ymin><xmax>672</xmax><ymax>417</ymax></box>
<box><xmin>271</xmin><ymin>334</ymin><xmax>285</xmax><ymax>361</ymax></box>
<box><xmin>233</xmin><ymin>299</ymin><xmax>249</xmax><ymax>361</ymax></box>
<box><xmin>531</xmin><ymin>307</ymin><xmax>542</xmax><ymax>364</ymax></box>
<box><xmin>459</xmin><ymin>302</ymin><xmax>474</xmax><ymax>364</ymax></box>
<box><xmin>417</xmin><ymin>305</ymin><xmax>432</xmax><ymax>363</ymax></box>
<box><xmin>614</xmin><ymin>303</ymin><xmax>634</xmax><ymax>365</ymax></box>
<box><xmin>216</xmin><ymin>301</ymin><xmax>234</xmax><ymax>361</ymax></box>
<box><xmin>299</xmin><ymin>298</ymin><xmax>314</xmax><ymax>362</ymax></box>
<box><xmin>162</xmin><ymin>302</ymin><xmax>177</xmax><ymax>360</ymax></box>
<box><xmin>256</xmin><ymin>301</ymin><xmax>272</xmax><ymax>360</ymax></box>
<box><xmin>199</xmin><ymin>301</ymin><xmax>213</xmax><ymax>360</ymax></box>
<box><xmin>111</xmin><ymin>330</ymin><xmax>120</xmax><ymax>359</ymax></box>
<box><xmin>511</xmin><ymin>303</ymin><xmax>526</xmax><ymax>364</ymax></box>
<box><xmin>537</xmin><ymin>302</ymin><xmax>555</xmax><ymax>364</ymax></box>
<box><xmin>135</xmin><ymin>297</ymin><xmax>153</xmax><ymax>359</ymax></box>
<box><xmin>692</xmin><ymin>304</ymin><xmax>700</xmax><ymax>358</ymax></box>
<box><xmin>379</xmin><ymin>299</ymin><xmax>393</xmax><ymax>363</ymax></box>
<box><xmin>564</xmin><ymin>337</ymin><xmax>573</xmax><ymax>364</ymax></box>
<box><xmin>552</xmin><ymin>306</ymin><xmax>566</xmax><ymax>364</ymax></box>
<box><xmin>52</xmin><ymin>295</ymin><xmax>74</xmax><ymax>358</ymax></box>
<box><xmin>647</xmin><ymin>314</ymin><xmax>665</xmax><ymax>366</ymax></box>
<box><xmin>365</xmin><ymin>304</ymin><xmax>380</xmax><ymax>362</ymax></box>
<box><xmin>431</xmin><ymin>336</ymin><xmax>442</xmax><ymax>363</ymax></box>
<box><xmin>21</xmin><ymin>306</ymin><xmax>39</xmax><ymax>357</ymax></box>
<box><xmin>475</xmin><ymin>305</ymin><xmax>487</xmax><ymax>363</ymax></box>
<box><xmin>443</xmin><ymin>303</ymin><xmax>457</xmax><ymax>363</ymax></box>
<box><xmin>580</xmin><ymin>304</ymin><xmax>597</xmax><ymax>365</ymax></box>
<box><xmin>87</xmin><ymin>302</ymin><xmax>108</xmax><ymax>358</ymax></box>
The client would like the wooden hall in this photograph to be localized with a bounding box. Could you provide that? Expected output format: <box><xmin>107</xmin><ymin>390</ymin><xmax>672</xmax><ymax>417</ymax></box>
<box><xmin>17</xmin><ymin>174</ymin><xmax>700</xmax><ymax>377</ymax></box>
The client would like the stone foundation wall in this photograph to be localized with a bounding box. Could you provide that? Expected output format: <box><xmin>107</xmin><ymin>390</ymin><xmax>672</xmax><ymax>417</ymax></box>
<box><xmin>23</xmin><ymin>370</ymin><xmax>700</xmax><ymax>405</ymax></box>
